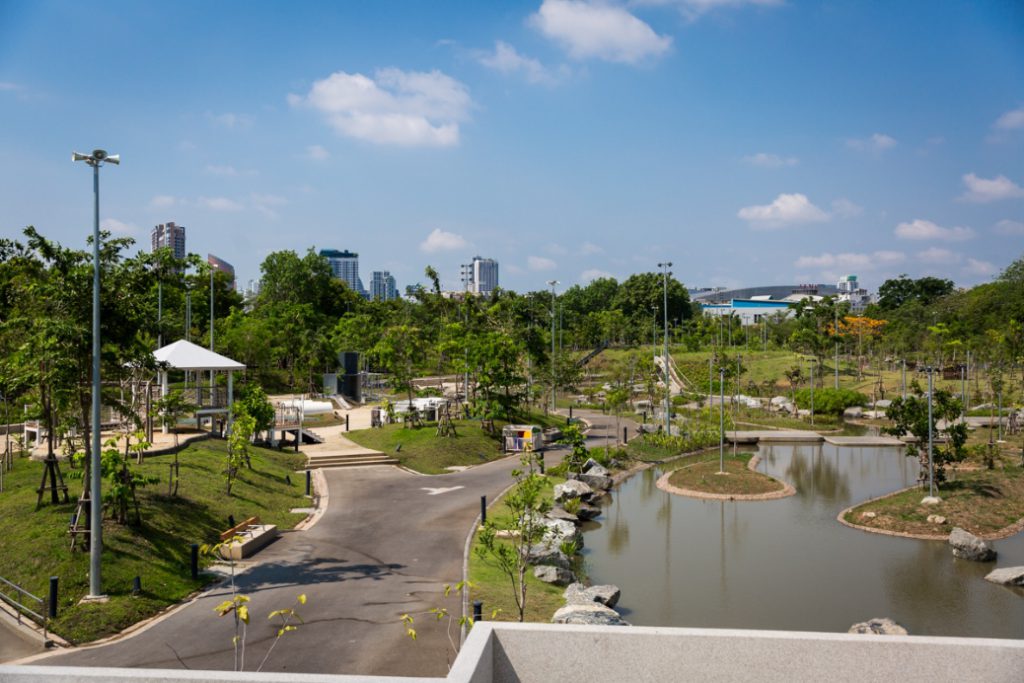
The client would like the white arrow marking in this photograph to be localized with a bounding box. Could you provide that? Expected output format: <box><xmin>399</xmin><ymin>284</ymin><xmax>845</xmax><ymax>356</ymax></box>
<box><xmin>421</xmin><ymin>486</ymin><xmax>465</xmax><ymax>496</ymax></box>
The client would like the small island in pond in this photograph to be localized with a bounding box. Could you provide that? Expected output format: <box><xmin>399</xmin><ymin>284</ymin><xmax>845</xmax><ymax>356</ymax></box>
<box><xmin>656</xmin><ymin>453</ymin><xmax>796</xmax><ymax>501</ymax></box>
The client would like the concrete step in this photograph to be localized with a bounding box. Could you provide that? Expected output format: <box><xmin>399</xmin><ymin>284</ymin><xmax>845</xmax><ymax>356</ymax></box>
<box><xmin>306</xmin><ymin>454</ymin><xmax>399</xmax><ymax>469</ymax></box>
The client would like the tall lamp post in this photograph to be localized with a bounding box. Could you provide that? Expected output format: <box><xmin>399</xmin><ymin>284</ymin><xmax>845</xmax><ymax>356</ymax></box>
<box><xmin>833</xmin><ymin>305</ymin><xmax>839</xmax><ymax>389</ymax></box>
<box><xmin>547</xmin><ymin>280</ymin><xmax>559</xmax><ymax>413</ymax></box>
<box><xmin>719</xmin><ymin>366</ymin><xmax>726</xmax><ymax>473</ymax></box>
<box><xmin>658</xmin><ymin>262</ymin><xmax>672</xmax><ymax>433</ymax></box>
<box><xmin>922</xmin><ymin>365</ymin><xmax>936</xmax><ymax>500</ymax></box>
<box><xmin>73</xmin><ymin>148</ymin><xmax>119</xmax><ymax>599</ymax></box>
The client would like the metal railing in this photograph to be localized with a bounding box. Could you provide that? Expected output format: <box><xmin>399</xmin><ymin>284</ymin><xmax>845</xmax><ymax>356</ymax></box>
<box><xmin>183</xmin><ymin>386</ymin><xmax>228</xmax><ymax>410</ymax></box>
<box><xmin>0</xmin><ymin>575</ymin><xmax>48</xmax><ymax>642</ymax></box>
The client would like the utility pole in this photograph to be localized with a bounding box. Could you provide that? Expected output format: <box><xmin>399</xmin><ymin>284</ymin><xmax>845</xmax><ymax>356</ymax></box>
<box><xmin>834</xmin><ymin>305</ymin><xmax>839</xmax><ymax>389</ymax></box>
<box><xmin>719</xmin><ymin>366</ymin><xmax>725</xmax><ymax>473</ymax></box>
<box><xmin>547</xmin><ymin>280</ymin><xmax>559</xmax><ymax>413</ymax></box>
<box><xmin>658</xmin><ymin>262</ymin><xmax>672</xmax><ymax>433</ymax></box>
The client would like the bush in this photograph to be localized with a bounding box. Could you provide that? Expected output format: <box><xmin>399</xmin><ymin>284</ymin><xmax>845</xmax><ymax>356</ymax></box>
<box><xmin>793</xmin><ymin>387</ymin><xmax>867</xmax><ymax>416</ymax></box>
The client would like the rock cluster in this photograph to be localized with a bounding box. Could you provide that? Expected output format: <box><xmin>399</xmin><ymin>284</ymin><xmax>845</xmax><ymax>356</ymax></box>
<box><xmin>552</xmin><ymin>582</ymin><xmax>628</xmax><ymax>625</ymax></box>
<box><xmin>949</xmin><ymin>527</ymin><xmax>997</xmax><ymax>562</ymax></box>
<box><xmin>984</xmin><ymin>566</ymin><xmax>1024</xmax><ymax>587</ymax></box>
<box><xmin>848</xmin><ymin>618</ymin><xmax>908</xmax><ymax>635</ymax></box>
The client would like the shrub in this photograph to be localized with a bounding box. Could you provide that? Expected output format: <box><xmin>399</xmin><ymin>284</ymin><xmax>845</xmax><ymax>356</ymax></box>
<box><xmin>792</xmin><ymin>387</ymin><xmax>867</xmax><ymax>416</ymax></box>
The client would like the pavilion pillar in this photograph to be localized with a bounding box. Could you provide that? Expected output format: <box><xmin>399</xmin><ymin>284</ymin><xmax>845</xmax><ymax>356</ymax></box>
<box><xmin>227</xmin><ymin>371</ymin><xmax>234</xmax><ymax>436</ymax></box>
<box><xmin>160</xmin><ymin>370</ymin><xmax>169</xmax><ymax>434</ymax></box>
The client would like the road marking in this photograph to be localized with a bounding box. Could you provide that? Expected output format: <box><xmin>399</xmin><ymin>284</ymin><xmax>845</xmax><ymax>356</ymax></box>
<box><xmin>421</xmin><ymin>486</ymin><xmax>465</xmax><ymax>496</ymax></box>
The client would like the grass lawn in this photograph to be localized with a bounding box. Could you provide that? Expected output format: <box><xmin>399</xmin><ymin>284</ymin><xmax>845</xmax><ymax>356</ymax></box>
<box><xmin>0</xmin><ymin>440</ymin><xmax>307</xmax><ymax>643</ymax></box>
<box><xmin>666</xmin><ymin>453</ymin><xmax>783</xmax><ymax>496</ymax></box>
<box><xmin>844</xmin><ymin>457</ymin><xmax>1024</xmax><ymax>537</ymax></box>
<box><xmin>345</xmin><ymin>411</ymin><xmax>565</xmax><ymax>475</ymax></box>
<box><xmin>467</xmin><ymin>474</ymin><xmax>569</xmax><ymax>623</ymax></box>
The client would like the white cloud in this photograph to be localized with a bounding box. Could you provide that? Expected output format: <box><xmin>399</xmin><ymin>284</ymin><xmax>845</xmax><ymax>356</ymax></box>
<box><xmin>420</xmin><ymin>228</ymin><xmax>468</xmax><ymax>253</ymax></box>
<box><xmin>478</xmin><ymin>41</ymin><xmax>566</xmax><ymax>85</ymax></box>
<box><xmin>793</xmin><ymin>251</ymin><xmax>904</xmax><ymax>271</ymax></box>
<box><xmin>529</xmin><ymin>0</ymin><xmax>672</xmax><ymax>64</ymax></box>
<box><xmin>845</xmin><ymin>133</ymin><xmax>897</xmax><ymax>153</ymax></box>
<box><xmin>205</xmin><ymin>164</ymin><xmax>239</xmax><ymax>176</ymax></box>
<box><xmin>528</xmin><ymin>255</ymin><xmax>558</xmax><ymax>271</ymax></box>
<box><xmin>100</xmin><ymin>218</ymin><xmax>137</xmax><ymax>236</ymax></box>
<box><xmin>198</xmin><ymin>196</ymin><xmax>244</xmax><ymax>212</ymax></box>
<box><xmin>581</xmin><ymin>268</ymin><xmax>614</xmax><ymax>282</ymax></box>
<box><xmin>149</xmin><ymin>195</ymin><xmax>179</xmax><ymax>209</ymax></box>
<box><xmin>964</xmin><ymin>258</ymin><xmax>997</xmax><ymax>278</ymax></box>
<box><xmin>916</xmin><ymin>247</ymin><xmax>959</xmax><ymax>265</ymax></box>
<box><xmin>894</xmin><ymin>219</ymin><xmax>974</xmax><ymax>242</ymax></box>
<box><xmin>993</xmin><ymin>106</ymin><xmax>1024</xmax><ymax>131</ymax></box>
<box><xmin>830</xmin><ymin>198</ymin><xmax>863</xmax><ymax>218</ymax></box>
<box><xmin>994</xmin><ymin>219</ymin><xmax>1024</xmax><ymax>236</ymax></box>
<box><xmin>741</xmin><ymin>152</ymin><xmax>798</xmax><ymax>168</ymax></box>
<box><xmin>959</xmin><ymin>173</ymin><xmax>1024</xmax><ymax>203</ymax></box>
<box><xmin>738</xmin><ymin>193</ymin><xmax>829</xmax><ymax>228</ymax></box>
<box><xmin>305</xmin><ymin>144</ymin><xmax>330</xmax><ymax>160</ymax></box>
<box><xmin>581</xmin><ymin>241</ymin><xmax>603</xmax><ymax>255</ymax></box>
<box><xmin>636</xmin><ymin>0</ymin><xmax>782</xmax><ymax>19</ymax></box>
<box><xmin>289</xmin><ymin>68</ymin><xmax>472</xmax><ymax>147</ymax></box>
<box><xmin>207</xmin><ymin>112</ymin><xmax>252</xmax><ymax>129</ymax></box>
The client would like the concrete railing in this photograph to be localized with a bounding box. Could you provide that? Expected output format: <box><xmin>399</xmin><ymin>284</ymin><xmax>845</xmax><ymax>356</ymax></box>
<box><xmin>3</xmin><ymin>623</ymin><xmax>1024</xmax><ymax>682</ymax></box>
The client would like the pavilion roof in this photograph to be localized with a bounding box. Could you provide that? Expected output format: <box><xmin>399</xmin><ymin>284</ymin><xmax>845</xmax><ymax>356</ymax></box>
<box><xmin>154</xmin><ymin>340</ymin><xmax>245</xmax><ymax>371</ymax></box>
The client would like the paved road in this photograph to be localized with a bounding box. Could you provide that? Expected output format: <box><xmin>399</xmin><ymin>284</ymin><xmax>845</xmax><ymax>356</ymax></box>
<box><xmin>34</xmin><ymin>410</ymin><xmax>629</xmax><ymax>676</ymax></box>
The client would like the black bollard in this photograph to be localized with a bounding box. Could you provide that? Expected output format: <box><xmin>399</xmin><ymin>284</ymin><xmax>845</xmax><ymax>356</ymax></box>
<box><xmin>48</xmin><ymin>576</ymin><xmax>58</xmax><ymax>618</ymax></box>
<box><xmin>228</xmin><ymin>514</ymin><xmax>236</xmax><ymax>529</ymax></box>
<box><xmin>480</xmin><ymin>495</ymin><xmax>487</xmax><ymax>525</ymax></box>
<box><xmin>132</xmin><ymin>576</ymin><xmax>142</xmax><ymax>595</ymax></box>
<box><xmin>623</xmin><ymin>426</ymin><xmax>628</xmax><ymax>444</ymax></box>
<box><xmin>346</xmin><ymin>414</ymin><xmax>350</xmax><ymax>432</ymax></box>
<box><xmin>473</xmin><ymin>600</ymin><xmax>483</xmax><ymax>623</ymax></box>
<box><xmin>190</xmin><ymin>543</ymin><xmax>199</xmax><ymax>580</ymax></box>
<box><xmin>285</xmin><ymin>474</ymin><xmax>291</xmax><ymax>486</ymax></box>
<box><xmin>569</xmin><ymin>405</ymin><xmax>573</xmax><ymax>420</ymax></box>
<box><xmin>305</xmin><ymin>470</ymin><xmax>312</xmax><ymax>496</ymax></box>
<box><xmin>538</xmin><ymin>454</ymin><xmax>545</xmax><ymax>474</ymax></box>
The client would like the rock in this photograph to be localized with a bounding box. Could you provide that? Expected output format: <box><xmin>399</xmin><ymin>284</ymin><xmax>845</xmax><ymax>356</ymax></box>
<box><xmin>564</xmin><ymin>582</ymin><xmax>621</xmax><ymax>608</ymax></box>
<box><xmin>547</xmin><ymin>507</ymin><xmax>579</xmax><ymax>524</ymax></box>
<box><xmin>860</xmin><ymin>511</ymin><xmax>877</xmax><ymax>520</ymax></box>
<box><xmin>554</xmin><ymin>479</ymin><xmax>594</xmax><ymax>504</ymax></box>
<box><xmin>874</xmin><ymin>399</ymin><xmax>892</xmax><ymax>409</ymax></box>
<box><xmin>542</xmin><ymin>518</ymin><xmax>582</xmax><ymax>547</ymax></box>
<box><xmin>575</xmin><ymin>503</ymin><xmax>602</xmax><ymax>521</ymax></box>
<box><xmin>984</xmin><ymin>566</ymin><xmax>1024</xmax><ymax>586</ymax></box>
<box><xmin>527</xmin><ymin>544</ymin><xmax>572</xmax><ymax>569</ymax></box>
<box><xmin>949</xmin><ymin>527</ymin><xmax>997</xmax><ymax>562</ymax></box>
<box><xmin>843</xmin><ymin>406</ymin><xmax>863</xmax><ymax>419</ymax></box>
<box><xmin>583</xmin><ymin>459</ymin><xmax>611</xmax><ymax>477</ymax></box>
<box><xmin>921</xmin><ymin>496</ymin><xmax>942</xmax><ymax>506</ymax></box>
<box><xmin>578</xmin><ymin>472</ymin><xmax>614</xmax><ymax>491</ymax></box>
<box><xmin>551</xmin><ymin>603</ymin><xmax>629</xmax><ymax>626</ymax></box>
<box><xmin>797</xmin><ymin>409</ymin><xmax>811</xmax><ymax>418</ymax></box>
<box><xmin>770</xmin><ymin>396</ymin><xmax>789</xmax><ymax>407</ymax></box>
<box><xmin>926</xmin><ymin>514</ymin><xmax>947</xmax><ymax>525</ymax></box>
<box><xmin>534</xmin><ymin>565</ymin><xmax>575</xmax><ymax>586</ymax></box>
<box><xmin>848</xmin><ymin>618</ymin><xmax>908</xmax><ymax>635</ymax></box>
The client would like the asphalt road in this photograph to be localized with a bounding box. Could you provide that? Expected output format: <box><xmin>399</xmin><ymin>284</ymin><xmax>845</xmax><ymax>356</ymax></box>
<box><xmin>33</xmin><ymin>410</ymin><xmax>629</xmax><ymax>676</ymax></box>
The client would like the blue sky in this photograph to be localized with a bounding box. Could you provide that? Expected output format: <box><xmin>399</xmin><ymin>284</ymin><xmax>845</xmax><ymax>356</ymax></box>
<box><xmin>1</xmin><ymin>0</ymin><xmax>1022</xmax><ymax>295</ymax></box>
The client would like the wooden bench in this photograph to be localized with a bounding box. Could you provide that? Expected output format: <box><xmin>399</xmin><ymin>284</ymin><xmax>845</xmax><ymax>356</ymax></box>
<box><xmin>218</xmin><ymin>515</ymin><xmax>278</xmax><ymax>560</ymax></box>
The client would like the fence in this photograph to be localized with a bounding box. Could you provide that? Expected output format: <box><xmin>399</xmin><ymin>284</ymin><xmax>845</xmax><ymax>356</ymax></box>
<box><xmin>0</xmin><ymin>575</ymin><xmax>48</xmax><ymax>642</ymax></box>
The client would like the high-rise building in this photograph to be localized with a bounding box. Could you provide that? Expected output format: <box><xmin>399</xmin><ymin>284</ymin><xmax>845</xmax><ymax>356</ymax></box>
<box><xmin>471</xmin><ymin>256</ymin><xmax>498</xmax><ymax>295</ymax></box>
<box><xmin>152</xmin><ymin>222</ymin><xmax>186</xmax><ymax>259</ymax></box>
<box><xmin>320</xmin><ymin>248</ymin><xmax>367</xmax><ymax>297</ymax></box>
<box><xmin>208</xmin><ymin>254</ymin><xmax>236</xmax><ymax>291</ymax></box>
<box><xmin>370</xmin><ymin>271</ymin><xmax>398</xmax><ymax>301</ymax></box>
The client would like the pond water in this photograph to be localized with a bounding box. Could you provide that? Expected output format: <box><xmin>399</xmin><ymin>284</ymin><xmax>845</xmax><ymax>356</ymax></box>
<box><xmin>582</xmin><ymin>443</ymin><xmax>1024</xmax><ymax>638</ymax></box>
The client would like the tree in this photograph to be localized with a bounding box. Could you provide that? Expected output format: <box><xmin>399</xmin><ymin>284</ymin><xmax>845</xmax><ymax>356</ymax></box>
<box><xmin>236</xmin><ymin>384</ymin><xmax>275</xmax><ymax>441</ymax></box>
<box><xmin>152</xmin><ymin>389</ymin><xmax>196</xmax><ymax>495</ymax></box>
<box><xmin>475</xmin><ymin>450</ymin><xmax>551</xmax><ymax>622</ymax></box>
<box><xmin>884</xmin><ymin>387</ymin><xmax>967</xmax><ymax>487</ymax></box>
<box><xmin>877</xmin><ymin>275</ymin><xmax>954</xmax><ymax>310</ymax></box>
<box><xmin>226</xmin><ymin>413</ymin><xmax>256</xmax><ymax>495</ymax></box>
<box><xmin>374</xmin><ymin>324</ymin><xmax>428</xmax><ymax>423</ymax></box>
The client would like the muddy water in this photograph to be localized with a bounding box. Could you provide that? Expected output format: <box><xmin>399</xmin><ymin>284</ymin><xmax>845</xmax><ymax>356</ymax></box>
<box><xmin>582</xmin><ymin>443</ymin><xmax>1024</xmax><ymax>638</ymax></box>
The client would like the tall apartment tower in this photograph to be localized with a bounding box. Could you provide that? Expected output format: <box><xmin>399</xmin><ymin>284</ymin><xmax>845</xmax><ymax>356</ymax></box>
<box><xmin>152</xmin><ymin>222</ymin><xmax>186</xmax><ymax>259</ymax></box>
<box><xmin>208</xmin><ymin>254</ymin><xmax>236</xmax><ymax>291</ymax></box>
<box><xmin>370</xmin><ymin>271</ymin><xmax>398</xmax><ymax>301</ymax></box>
<box><xmin>471</xmin><ymin>256</ymin><xmax>498</xmax><ymax>295</ymax></box>
<box><xmin>319</xmin><ymin>248</ymin><xmax>367</xmax><ymax>298</ymax></box>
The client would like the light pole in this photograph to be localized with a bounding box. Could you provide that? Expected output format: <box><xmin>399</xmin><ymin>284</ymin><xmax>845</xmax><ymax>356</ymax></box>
<box><xmin>547</xmin><ymin>280</ymin><xmax>559</xmax><ymax>413</ymax></box>
<box><xmin>658</xmin><ymin>262</ymin><xmax>672</xmax><ymax>433</ymax></box>
<box><xmin>834</xmin><ymin>306</ymin><xmax>839</xmax><ymax>389</ymax></box>
<box><xmin>810</xmin><ymin>358</ymin><xmax>815</xmax><ymax>426</ymax></box>
<box><xmin>924</xmin><ymin>365</ymin><xmax>936</xmax><ymax>500</ymax></box>
<box><xmin>73</xmin><ymin>148</ymin><xmax>119</xmax><ymax>599</ymax></box>
<box><xmin>719</xmin><ymin>366</ymin><xmax>726</xmax><ymax>473</ymax></box>
<box><xmin>901</xmin><ymin>359</ymin><xmax>907</xmax><ymax>400</ymax></box>
<box><xmin>733</xmin><ymin>355</ymin><xmax>741</xmax><ymax>458</ymax></box>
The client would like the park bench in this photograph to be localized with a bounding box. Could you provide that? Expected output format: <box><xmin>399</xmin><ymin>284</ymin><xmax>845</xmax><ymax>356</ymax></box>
<box><xmin>218</xmin><ymin>515</ymin><xmax>278</xmax><ymax>561</ymax></box>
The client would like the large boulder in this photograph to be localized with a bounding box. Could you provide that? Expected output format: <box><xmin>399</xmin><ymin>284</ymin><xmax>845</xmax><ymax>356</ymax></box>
<box><xmin>575</xmin><ymin>503</ymin><xmax>602</xmax><ymax>521</ymax></box>
<box><xmin>848</xmin><ymin>618</ymin><xmax>908</xmax><ymax>635</ymax></box>
<box><xmin>564</xmin><ymin>582</ymin><xmax>621</xmax><ymax>608</ymax></box>
<box><xmin>547</xmin><ymin>506</ymin><xmax>579</xmax><ymax>524</ymax></box>
<box><xmin>527</xmin><ymin>544</ymin><xmax>572</xmax><ymax>569</ymax></box>
<box><xmin>577</xmin><ymin>472</ymin><xmax>614</xmax><ymax>491</ymax></box>
<box><xmin>984</xmin><ymin>566</ymin><xmax>1024</xmax><ymax>587</ymax></box>
<box><xmin>552</xmin><ymin>603</ymin><xmax>629</xmax><ymax>626</ymax></box>
<box><xmin>843</xmin><ymin>406</ymin><xmax>863</xmax><ymax>419</ymax></box>
<box><xmin>542</xmin><ymin>518</ymin><xmax>582</xmax><ymax>547</ymax></box>
<box><xmin>949</xmin><ymin>527</ymin><xmax>997</xmax><ymax>562</ymax></box>
<box><xmin>534</xmin><ymin>565</ymin><xmax>575</xmax><ymax>586</ymax></box>
<box><xmin>583</xmin><ymin>459</ymin><xmax>611</xmax><ymax>477</ymax></box>
<box><xmin>553</xmin><ymin>479</ymin><xmax>594</xmax><ymax>504</ymax></box>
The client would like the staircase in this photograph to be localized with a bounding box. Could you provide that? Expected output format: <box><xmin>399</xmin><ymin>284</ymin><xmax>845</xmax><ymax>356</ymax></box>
<box><xmin>576</xmin><ymin>340</ymin><xmax>610</xmax><ymax>368</ymax></box>
<box><xmin>305</xmin><ymin>451</ymin><xmax>400</xmax><ymax>469</ymax></box>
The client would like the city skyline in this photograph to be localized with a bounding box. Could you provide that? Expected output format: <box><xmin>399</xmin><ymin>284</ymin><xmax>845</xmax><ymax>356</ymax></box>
<box><xmin>1</xmin><ymin>1</ymin><xmax>1022</xmax><ymax>293</ymax></box>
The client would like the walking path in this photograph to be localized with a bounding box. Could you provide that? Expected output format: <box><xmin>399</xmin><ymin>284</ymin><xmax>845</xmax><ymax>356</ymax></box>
<box><xmin>26</xmin><ymin>410</ymin><xmax>623</xmax><ymax>677</ymax></box>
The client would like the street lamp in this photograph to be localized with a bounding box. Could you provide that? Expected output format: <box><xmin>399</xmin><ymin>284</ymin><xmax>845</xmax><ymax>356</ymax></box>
<box><xmin>658</xmin><ymin>262</ymin><xmax>672</xmax><ymax>433</ymax></box>
<box><xmin>547</xmin><ymin>280</ymin><xmax>559</xmax><ymax>413</ymax></box>
<box><xmin>73</xmin><ymin>148</ymin><xmax>119</xmax><ymax>599</ymax></box>
<box><xmin>719</xmin><ymin>366</ymin><xmax>726</xmax><ymax>474</ymax></box>
<box><xmin>921</xmin><ymin>365</ymin><xmax>937</xmax><ymax>501</ymax></box>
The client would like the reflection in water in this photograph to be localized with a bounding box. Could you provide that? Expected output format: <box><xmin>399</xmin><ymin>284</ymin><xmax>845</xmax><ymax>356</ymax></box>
<box><xmin>583</xmin><ymin>444</ymin><xmax>1024</xmax><ymax>638</ymax></box>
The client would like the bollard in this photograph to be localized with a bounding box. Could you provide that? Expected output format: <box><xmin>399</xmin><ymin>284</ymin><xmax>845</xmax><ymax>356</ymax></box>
<box><xmin>569</xmin><ymin>406</ymin><xmax>573</xmax><ymax>420</ymax></box>
<box><xmin>190</xmin><ymin>543</ymin><xmax>199</xmax><ymax>580</ymax></box>
<box><xmin>473</xmin><ymin>600</ymin><xmax>483</xmax><ymax>623</ymax></box>
<box><xmin>132</xmin><ymin>576</ymin><xmax>142</xmax><ymax>595</ymax></box>
<box><xmin>480</xmin><ymin>495</ymin><xmax>487</xmax><ymax>525</ymax></box>
<box><xmin>48</xmin><ymin>577</ymin><xmax>58</xmax><ymax>618</ymax></box>
<box><xmin>623</xmin><ymin>426</ymin><xmax>628</xmax><ymax>444</ymax></box>
<box><xmin>538</xmin><ymin>454</ymin><xmax>545</xmax><ymax>474</ymax></box>
<box><xmin>285</xmin><ymin>474</ymin><xmax>291</xmax><ymax>486</ymax></box>
<box><xmin>305</xmin><ymin>470</ymin><xmax>312</xmax><ymax>496</ymax></box>
<box><xmin>228</xmin><ymin>514</ymin><xmax>235</xmax><ymax>529</ymax></box>
<box><xmin>346</xmin><ymin>414</ymin><xmax>350</xmax><ymax>432</ymax></box>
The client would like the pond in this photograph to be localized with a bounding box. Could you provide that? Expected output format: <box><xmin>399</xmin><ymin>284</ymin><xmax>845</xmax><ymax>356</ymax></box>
<box><xmin>582</xmin><ymin>443</ymin><xmax>1024</xmax><ymax>638</ymax></box>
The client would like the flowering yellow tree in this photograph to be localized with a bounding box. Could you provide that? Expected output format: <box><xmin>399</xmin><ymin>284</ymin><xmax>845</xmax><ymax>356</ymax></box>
<box><xmin>831</xmin><ymin>315</ymin><xmax>887</xmax><ymax>379</ymax></box>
